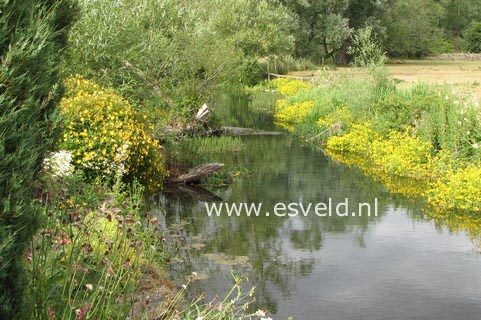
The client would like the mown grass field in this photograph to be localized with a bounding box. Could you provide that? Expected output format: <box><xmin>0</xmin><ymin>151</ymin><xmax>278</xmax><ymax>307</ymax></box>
<box><xmin>290</xmin><ymin>59</ymin><xmax>481</xmax><ymax>99</ymax></box>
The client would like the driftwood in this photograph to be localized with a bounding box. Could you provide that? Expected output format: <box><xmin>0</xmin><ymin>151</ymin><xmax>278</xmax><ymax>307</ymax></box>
<box><xmin>195</xmin><ymin>103</ymin><xmax>210</xmax><ymax>122</ymax></box>
<box><xmin>170</xmin><ymin>163</ymin><xmax>224</xmax><ymax>184</ymax></box>
<box><xmin>163</xmin><ymin>182</ymin><xmax>223</xmax><ymax>201</ymax></box>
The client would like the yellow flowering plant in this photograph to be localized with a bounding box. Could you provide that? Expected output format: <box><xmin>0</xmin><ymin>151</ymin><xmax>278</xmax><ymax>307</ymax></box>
<box><xmin>275</xmin><ymin>100</ymin><xmax>315</xmax><ymax>130</ymax></box>
<box><xmin>60</xmin><ymin>76</ymin><xmax>167</xmax><ymax>189</ymax></box>
<box><xmin>429</xmin><ymin>165</ymin><xmax>481</xmax><ymax>212</ymax></box>
<box><xmin>271</xmin><ymin>78</ymin><xmax>312</xmax><ymax>96</ymax></box>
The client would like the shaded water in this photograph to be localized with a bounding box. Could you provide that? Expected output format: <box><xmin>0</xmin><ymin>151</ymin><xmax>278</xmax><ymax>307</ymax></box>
<box><xmin>153</xmin><ymin>92</ymin><xmax>481</xmax><ymax>320</ymax></box>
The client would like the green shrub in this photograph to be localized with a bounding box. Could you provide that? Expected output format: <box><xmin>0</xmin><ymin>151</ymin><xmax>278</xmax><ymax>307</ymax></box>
<box><xmin>0</xmin><ymin>1</ymin><xmax>77</xmax><ymax>317</ymax></box>
<box><xmin>348</xmin><ymin>26</ymin><xmax>386</xmax><ymax>68</ymax></box>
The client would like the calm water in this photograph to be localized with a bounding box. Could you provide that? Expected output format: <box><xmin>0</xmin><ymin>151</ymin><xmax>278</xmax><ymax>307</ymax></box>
<box><xmin>152</xmin><ymin>92</ymin><xmax>481</xmax><ymax>320</ymax></box>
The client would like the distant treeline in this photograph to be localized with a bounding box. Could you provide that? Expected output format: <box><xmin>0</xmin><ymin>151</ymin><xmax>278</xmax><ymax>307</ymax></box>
<box><xmin>279</xmin><ymin>0</ymin><xmax>481</xmax><ymax>63</ymax></box>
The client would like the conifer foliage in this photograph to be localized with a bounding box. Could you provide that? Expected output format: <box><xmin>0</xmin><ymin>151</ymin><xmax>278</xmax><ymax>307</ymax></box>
<box><xmin>0</xmin><ymin>1</ymin><xmax>77</xmax><ymax>317</ymax></box>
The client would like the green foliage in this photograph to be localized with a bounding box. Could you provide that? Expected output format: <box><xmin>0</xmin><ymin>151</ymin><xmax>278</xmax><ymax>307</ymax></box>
<box><xmin>441</xmin><ymin>0</ymin><xmax>481</xmax><ymax>38</ymax></box>
<box><xmin>67</xmin><ymin>0</ymin><xmax>295</xmax><ymax>120</ymax></box>
<box><xmin>383</xmin><ymin>0</ymin><xmax>445</xmax><ymax>57</ymax></box>
<box><xmin>280</xmin><ymin>0</ymin><xmax>352</xmax><ymax>62</ymax></box>
<box><xmin>281</xmin><ymin>0</ymin><xmax>386</xmax><ymax>64</ymax></box>
<box><xmin>0</xmin><ymin>1</ymin><xmax>77</xmax><ymax>317</ymax></box>
<box><xmin>429</xmin><ymin>37</ymin><xmax>455</xmax><ymax>54</ymax></box>
<box><xmin>348</xmin><ymin>26</ymin><xmax>385</xmax><ymax>67</ymax></box>
<box><xmin>464</xmin><ymin>22</ymin><xmax>481</xmax><ymax>53</ymax></box>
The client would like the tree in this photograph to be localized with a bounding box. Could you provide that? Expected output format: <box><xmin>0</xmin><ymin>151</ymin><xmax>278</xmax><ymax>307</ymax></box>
<box><xmin>0</xmin><ymin>1</ymin><xmax>77</xmax><ymax>317</ymax></box>
<box><xmin>205</xmin><ymin>0</ymin><xmax>296</xmax><ymax>84</ymax></box>
<box><xmin>383</xmin><ymin>0</ymin><xmax>445</xmax><ymax>57</ymax></box>
<box><xmin>348</xmin><ymin>26</ymin><xmax>386</xmax><ymax>67</ymax></box>
<box><xmin>464</xmin><ymin>22</ymin><xmax>481</xmax><ymax>53</ymax></box>
<box><xmin>280</xmin><ymin>0</ymin><xmax>351</xmax><ymax>63</ymax></box>
<box><xmin>280</xmin><ymin>0</ymin><xmax>385</xmax><ymax>64</ymax></box>
<box><xmin>440</xmin><ymin>0</ymin><xmax>481</xmax><ymax>38</ymax></box>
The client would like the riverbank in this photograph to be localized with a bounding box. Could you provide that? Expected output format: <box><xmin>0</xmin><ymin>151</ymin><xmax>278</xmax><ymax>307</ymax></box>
<box><xmin>270</xmin><ymin>69</ymin><xmax>481</xmax><ymax>213</ymax></box>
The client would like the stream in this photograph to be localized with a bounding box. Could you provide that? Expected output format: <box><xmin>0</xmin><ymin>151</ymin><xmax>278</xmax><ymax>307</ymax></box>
<box><xmin>152</xmin><ymin>92</ymin><xmax>481</xmax><ymax>320</ymax></box>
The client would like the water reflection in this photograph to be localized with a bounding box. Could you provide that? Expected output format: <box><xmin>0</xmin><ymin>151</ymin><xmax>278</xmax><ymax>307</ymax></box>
<box><xmin>150</xmin><ymin>92</ymin><xmax>481</xmax><ymax>319</ymax></box>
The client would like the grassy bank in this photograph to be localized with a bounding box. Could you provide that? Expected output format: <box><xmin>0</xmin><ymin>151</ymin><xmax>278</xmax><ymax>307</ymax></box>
<box><xmin>271</xmin><ymin>70</ymin><xmax>481</xmax><ymax>213</ymax></box>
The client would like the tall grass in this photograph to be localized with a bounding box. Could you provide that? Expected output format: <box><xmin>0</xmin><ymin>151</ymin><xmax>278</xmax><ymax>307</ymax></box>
<box><xmin>24</xmin><ymin>175</ymin><xmax>167</xmax><ymax>319</ymax></box>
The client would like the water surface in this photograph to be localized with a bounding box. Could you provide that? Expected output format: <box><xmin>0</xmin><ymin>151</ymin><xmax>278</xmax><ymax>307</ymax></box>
<box><xmin>153</xmin><ymin>92</ymin><xmax>481</xmax><ymax>320</ymax></box>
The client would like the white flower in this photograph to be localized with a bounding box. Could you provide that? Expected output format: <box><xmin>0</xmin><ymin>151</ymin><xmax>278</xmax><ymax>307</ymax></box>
<box><xmin>195</xmin><ymin>317</ymin><xmax>203</xmax><ymax>320</ymax></box>
<box><xmin>261</xmin><ymin>318</ymin><xmax>273</xmax><ymax>320</ymax></box>
<box><xmin>472</xmin><ymin>143</ymin><xmax>479</xmax><ymax>149</ymax></box>
<box><xmin>44</xmin><ymin>150</ymin><xmax>74</xmax><ymax>177</ymax></box>
<box><xmin>255</xmin><ymin>310</ymin><xmax>266</xmax><ymax>317</ymax></box>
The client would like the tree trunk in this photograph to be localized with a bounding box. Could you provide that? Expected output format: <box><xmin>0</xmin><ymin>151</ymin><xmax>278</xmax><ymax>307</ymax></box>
<box><xmin>335</xmin><ymin>39</ymin><xmax>352</xmax><ymax>66</ymax></box>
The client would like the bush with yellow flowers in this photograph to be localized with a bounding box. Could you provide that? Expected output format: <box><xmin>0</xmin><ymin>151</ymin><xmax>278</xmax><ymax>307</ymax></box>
<box><xmin>274</xmin><ymin>99</ymin><xmax>315</xmax><ymax>130</ymax></box>
<box><xmin>326</xmin><ymin>122</ymin><xmax>377</xmax><ymax>154</ymax></box>
<box><xmin>60</xmin><ymin>76</ymin><xmax>167</xmax><ymax>189</ymax></box>
<box><xmin>428</xmin><ymin>165</ymin><xmax>481</xmax><ymax>212</ymax></box>
<box><xmin>271</xmin><ymin>78</ymin><xmax>312</xmax><ymax>96</ymax></box>
<box><xmin>370</xmin><ymin>129</ymin><xmax>434</xmax><ymax>179</ymax></box>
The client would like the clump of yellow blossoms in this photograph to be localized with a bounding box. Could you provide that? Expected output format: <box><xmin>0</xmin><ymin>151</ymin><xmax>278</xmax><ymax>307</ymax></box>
<box><xmin>271</xmin><ymin>78</ymin><xmax>312</xmax><ymax>96</ymax></box>
<box><xmin>327</xmin><ymin>122</ymin><xmax>377</xmax><ymax>154</ymax></box>
<box><xmin>275</xmin><ymin>99</ymin><xmax>315</xmax><ymax>129</ymax></box>
<box><xmin>271</xmin><ymin>76</ymin><xmax>481</xmax><ymax>214</ymax></box>
<box><xmin>326</xmin><ymin>122</ymin><xmax>481</xmax><ymax>210</ymax></box>
<box><xmin>60</xmin><ymin>75</ymin><xmax>167</xmax><ymax>189</ymax></box>
<box><xmin>429</xmin><ymin>165</ymin><xmax>481</xmax><ymax>212</ymax></box>
<box><xmin>370</xmin><ymin>130</ymin><xmax>433</xmax><ymax>179</ymax></box>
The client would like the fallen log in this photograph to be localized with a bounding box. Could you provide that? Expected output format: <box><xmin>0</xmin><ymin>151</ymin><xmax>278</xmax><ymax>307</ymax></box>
<box><xmin>170</xmin><ymin>163</ymin><xmax>224</xmax><ymax>184</ymax></box>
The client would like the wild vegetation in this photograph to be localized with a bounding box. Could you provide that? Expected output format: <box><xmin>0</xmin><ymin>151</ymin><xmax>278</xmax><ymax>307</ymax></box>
<box><xmin>2</xmin><ymin>0</ymin><xmax>481</xmax><ymax>319</ymax></box>
<box><xmin>272</xmin><ymin>73</ymin><xmax>481</xmax><ymax>212</ymax></box>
